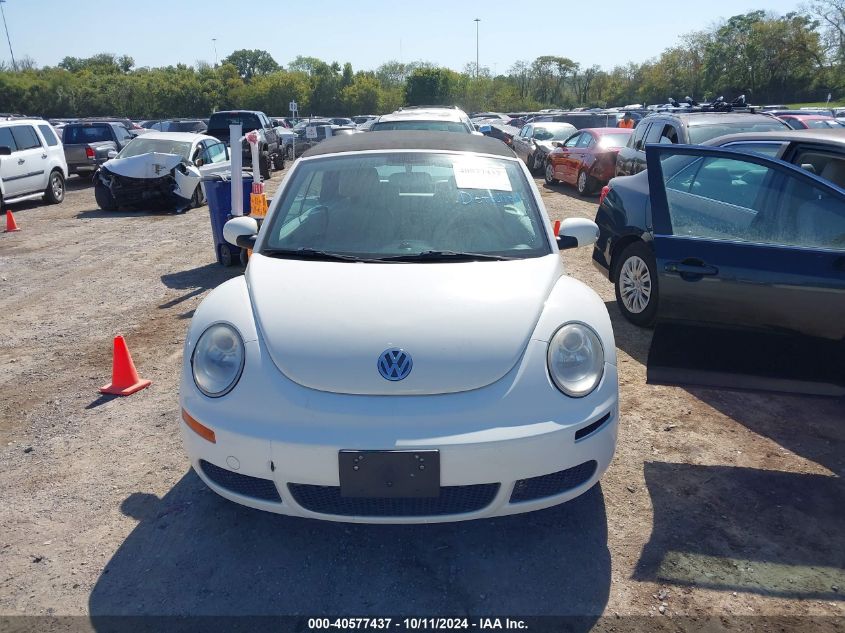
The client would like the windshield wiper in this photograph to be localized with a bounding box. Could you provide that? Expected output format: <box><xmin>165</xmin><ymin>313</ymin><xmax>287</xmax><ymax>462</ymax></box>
<box><xmin>377</xmin><ymin>250</ymin><xmax>516</xmax><ymax>262</ymax></box>
<box><xmin>260</xmin><ymin>248</ymin><xmax>376</xmax><ymax>262</ymax></box>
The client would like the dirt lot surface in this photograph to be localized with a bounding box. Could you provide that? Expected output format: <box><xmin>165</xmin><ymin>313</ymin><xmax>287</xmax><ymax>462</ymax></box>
<box><xmin>0</xmin><ymin>163</ymin><xmax>843</xmax><ymax>632</ymax></box>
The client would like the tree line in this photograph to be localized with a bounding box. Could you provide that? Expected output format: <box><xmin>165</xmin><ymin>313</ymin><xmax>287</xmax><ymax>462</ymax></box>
<box><xmin>1</xmin><ymin>3</ymin><xmax>845</xmax><ymax>118</ymax></box>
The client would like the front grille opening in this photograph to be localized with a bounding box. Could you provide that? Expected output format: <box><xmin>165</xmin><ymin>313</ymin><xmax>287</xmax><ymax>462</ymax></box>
<box><xmin>510</xmin><ymin>461</ymin><xmax>597</xmax><ymax>503</ymax></box>
<box><xmin>288</xmin><ymin>483</ymin><xmax>500</xmax><ymax>517</ymax></box>
<box><xmin>574</xmin><ymin>412</ymin><xmax>612</xmax><ymax>442</ymax></box>
<box><xmin>199</xmin><ymin>459</ymin><xmax>282</xmax><ymax>503</ymax></box>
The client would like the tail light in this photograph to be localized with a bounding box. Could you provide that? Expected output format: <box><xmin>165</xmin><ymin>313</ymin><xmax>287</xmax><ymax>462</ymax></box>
<box><xmin>599</xmin><ymin>185</ymin><xmax>611</xmax><ymax>206</ymax></box>
<box><xmin>85</xmin><ymin>147</ymin><xmax>95</xmax><ymax>159</ymax></box>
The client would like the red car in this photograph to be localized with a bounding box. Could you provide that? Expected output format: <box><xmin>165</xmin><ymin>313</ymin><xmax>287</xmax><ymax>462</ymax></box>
<box><xmin>777</xmin><ymin>114</ymin><xmax>844</xmax><ymax>130</ymax></box>
<box><xmin>544</xmin><ymin>127</ymin><xmax>633</xmax><ymax>195</ymax></box>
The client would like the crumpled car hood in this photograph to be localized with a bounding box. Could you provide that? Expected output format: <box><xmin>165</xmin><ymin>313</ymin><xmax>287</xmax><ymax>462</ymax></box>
<box><xmin>102</xmin><ymin>152</ymin><xmax>184</xmax><ymax>179</ymax></box>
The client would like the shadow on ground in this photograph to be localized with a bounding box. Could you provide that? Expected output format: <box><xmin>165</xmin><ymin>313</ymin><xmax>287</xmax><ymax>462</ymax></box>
<box><xmin>604</xmin><ymin>300</ymin><xmax>651</xmax><ymax>366</ymax></box>
<box><xmin>634</xmin><ymin>461</ymin><xmax>845</xmax><ymax>600</ymax></box>
<box><xmin>159</xmin><ymin>263</ymin><xmax>243</xmax><ymax>310</ymax></box>
<box><xmin>89</xmin><ymin>472</ymin><xmax>610</xmax><ymax>623</ymax></box>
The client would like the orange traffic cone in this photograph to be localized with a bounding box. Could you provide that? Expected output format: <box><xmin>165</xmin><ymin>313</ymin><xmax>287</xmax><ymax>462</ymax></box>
<box><xmin>100</xmin><ymin>335</ymin><xmax>152</xmax><ymax>396</ymax></box>
<box><xmin>4</xmin><ymin>210</ymin><xmax>20</xmax><ymax>233</ymax></box>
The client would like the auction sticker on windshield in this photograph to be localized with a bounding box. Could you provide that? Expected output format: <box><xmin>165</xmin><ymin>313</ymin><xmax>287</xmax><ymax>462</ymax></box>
<box><xmin>452</xmin><ymin>160</ymin><xmax>512</xmax><ymax>191</ymax></box>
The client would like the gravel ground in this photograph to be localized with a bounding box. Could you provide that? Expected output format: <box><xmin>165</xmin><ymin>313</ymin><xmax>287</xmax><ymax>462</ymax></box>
<box><xmin>0</xmin><ymin>164</ymin><xmax>842</xmax><ymax>631</ymax></box>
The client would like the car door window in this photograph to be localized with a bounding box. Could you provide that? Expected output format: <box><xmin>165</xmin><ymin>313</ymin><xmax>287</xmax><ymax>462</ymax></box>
<box><xmin>207</xmin><ymin>141</ymin><xmax>228</xmax><ymax>163</ymax></box>
<box><xmin>631</xmin><ymin>123</ymin><xmax>649</xmax><ymax>151</ymax></box>
<box><xmin>645</xmin><ymin>122</ymin><xmax>666</xmax><ymax>145</ymax></box>
<box><xmin>789</xmin><ymin>150</ymin><xmax>845</xmax><ymax>188</ymax></box>
<box><xmin>522</xmin><ymin>126</ymin><xmax>532</xmax><ymax>139</ymax></box>
<box><xmin>37</xmin><ymin>124</ymin><xmax>59</xmax><ymax>147</ymax></box>
<box><xmin>658</xmin><ymin>125</ymin><xmax>679</xmax><ymax>144</ymax></box>
<box><xmin>659</xmin><ymin>151</ymin><xmax>845</xmax><ymax>249</ymax></box>
<box><xmin>115</xmin><ymin>125</ymin><xmax>133</xmax><ymax>143</ymax></box>
<box><xmin>10</xmin><ymin>125</ymin><xmax>42</xmax><ymax>151</ymax></box>
<box><xmin>563</xmin><ymin>133</ymin><xmax>582</xmax><ymax>148</ymax></box>
<box><xmin>660</xmin><ymin>154</ymin><xmax>774</xmax><ymax>241</ymax></box>
<box><xmin>0</xmin><ymin>127</ymin><xmax>17</xmax><ymax>151</ymax></box>
<box><xmin>576</xmin><ymin>133</ymin><xmax>593</xmax><ymax>148</ymax></box>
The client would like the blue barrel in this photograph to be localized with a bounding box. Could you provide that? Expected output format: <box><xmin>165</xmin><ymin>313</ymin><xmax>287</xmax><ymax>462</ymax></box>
<box><xmin>205</xmin><ymin>175</ymin><xmax>253</xmax><ymax>266</ymax></box>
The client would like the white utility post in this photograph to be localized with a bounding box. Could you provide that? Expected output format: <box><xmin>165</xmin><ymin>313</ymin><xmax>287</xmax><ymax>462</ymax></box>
<box><xmin>229</xmin><ymin>123</ymin><xmax>243</xmax><ymax>216</ymax></box>
<box><xmin>289</xmin><ymin>100</ymin><xmax>298</xmax><ymax>159</ymax></box>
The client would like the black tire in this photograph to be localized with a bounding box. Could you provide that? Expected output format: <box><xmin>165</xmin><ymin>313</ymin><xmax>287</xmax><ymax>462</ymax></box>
<box><xmin>43</xmin><ymin>169</ymin><xmax>65</xmax><ymax>204</ymax></box>
<box><xmin>576</xmin><ymin>170</ymin><xmax>596</xmax><ymax>196</ymax></box>
<box><xmin>272</xmin><ymin>151</ymin><xmax>285</xmax><ymax>171</ymax></box>
<box><xmin>614</xmin><ymin>241</ymin><xmax>658</xmax><ymax>327</ymax></box>
<box><xmin>544</xmin><ymin>161</ymin><xmax>558</xmax><ymax>185</ymax></box>
<box><xmin>259</xmin><ymin>150</ymin><xmax>271</xmax><ymax>180</ymax></box>
<box><xmin>219</xmin><ymin>244</ymin><xmax>234</xmax><ymax>267</ymax></box>
<box><xmin>527</xmin><ymin>152</ymin><xmax>538</xmax><ymax>173</ymax></box>
<box><xmin>190</xmin><ymin>184</ymin><xmax>205</xmax><ymax>208</ymax></box>
<box><xmin>94</xmin><ymin>181</ymin><xmax>117</xmax><ymax>211</ymax></box>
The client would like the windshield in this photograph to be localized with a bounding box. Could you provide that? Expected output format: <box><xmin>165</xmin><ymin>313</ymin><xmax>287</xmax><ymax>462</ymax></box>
<box><xmin>805</xmin><ymin>118</ymin><xmax>843</xmax><ymax>129</ymax></box>
<box><xmin>117</xmin><ymin>138</ymin><xmax>192</xmax><ymax>160</ymax></box>
<box><xmin>262</xmin><ymin>152</ymin><xmax>550</xmax><ymax>260</ymax></box>
<box><xmin>371</xmin><ymin>121</ymin><xmax>469</xmax><ymax>133</ymax></box>
<box><xmin>208</xmin><ymin>112</ymin><xmax>260</xmax><ymax>132</ymax></box>
<box><xmin>63</xmin><ymin>125</ymin><xmax>111</xmax><ymax>144</ymax></box>
<box><xmin>533</xmin><ymin>124</ymin><xmax>576</xmax><ymax>141</ymax></box>
<box><xmin>687</xmin><ymin>120</ymin><xmax>787</xmax><ymax>144</ymax></box>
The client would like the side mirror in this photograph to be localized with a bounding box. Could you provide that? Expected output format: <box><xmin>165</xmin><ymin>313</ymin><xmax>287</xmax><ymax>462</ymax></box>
<box><xmin>223</xmin><ymin>216</ymin><xmax>259</xmax><ymax>248</ymax></box>
<box><xmin>551</xmin><ymin>141</ymin><xmax>562</xmax><ymax>148</ymax></box>
<box><xmin>556</xmin><ymin>217</ymin><xmax>599</xmax><ymax>250</ymax></box>
<box><xmin>0</xmin><ymin>145</ymin><xmax>11</xmax><ymax>156</ymax></box>
<box><xmin>195</xmin><ymin>158</ymin><xmax>204</xmax><ymax>167</ymax></box>
<box><xmin>107</xmin><ymin>150</ymin><xmax>118</xmax><ymax>159</ymax></box>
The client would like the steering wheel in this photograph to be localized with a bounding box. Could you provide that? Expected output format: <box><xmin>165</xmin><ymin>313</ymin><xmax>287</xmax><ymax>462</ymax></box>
<box><xmin>440</xmin><ymin>214</ymin><xmax>511</xmax><ymax>252</ymax></box>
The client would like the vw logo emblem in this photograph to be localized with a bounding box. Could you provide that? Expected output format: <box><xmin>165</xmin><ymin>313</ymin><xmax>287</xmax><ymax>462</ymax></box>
<box><xmin>378</xmin><ymin>348</ymin><xmax>413</xmax><ymax>381</ymax></box>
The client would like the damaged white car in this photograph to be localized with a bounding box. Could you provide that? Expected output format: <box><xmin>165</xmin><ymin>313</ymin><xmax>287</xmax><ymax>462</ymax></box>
<box><xmin>94</xmin><ymin>132</ymin><xmax>231</xmax><ymax>211</ymax></box>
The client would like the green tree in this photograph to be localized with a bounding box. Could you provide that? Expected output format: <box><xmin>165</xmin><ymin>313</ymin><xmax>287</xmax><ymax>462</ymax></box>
<box><xmin>221</xmin><ymin>49</ymin><xmax>280</xmax><ymax>80</ymax></box>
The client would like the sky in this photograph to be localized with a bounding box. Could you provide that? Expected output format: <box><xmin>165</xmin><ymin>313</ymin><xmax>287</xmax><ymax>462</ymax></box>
<box><xmin>0</xmin><ymin>0</ymin><xmax>809</xmax><ymax>74</ymax></box>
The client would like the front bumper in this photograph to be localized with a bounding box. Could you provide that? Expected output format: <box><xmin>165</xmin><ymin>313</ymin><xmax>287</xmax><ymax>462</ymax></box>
<box><xmin>180</xmin><ymin>336</ymin><xmax>619</xmax><ymax>524</ymax></box>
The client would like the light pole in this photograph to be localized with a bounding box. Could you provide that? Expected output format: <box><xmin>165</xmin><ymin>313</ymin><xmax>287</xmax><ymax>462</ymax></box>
<box><xmin>0</xmin><ymin>0</ymin><xmax>16</xmax><ymax>72</ymax></box>
<box><xmin>212</xmin><ymin>38</ymin><xmax>218</xmax><ymax>66</ymax></box>
<box><xmin>474</xmin><ymin>18</ymin><xmax>480</xmax><ymax>79</ymax></box>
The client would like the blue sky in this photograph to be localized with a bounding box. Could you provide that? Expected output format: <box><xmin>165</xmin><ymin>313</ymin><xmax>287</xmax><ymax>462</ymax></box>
<box><xmin>2</xmin><ymin>0</ymin><xmax>808</xmax><ymax>73</ymax></box>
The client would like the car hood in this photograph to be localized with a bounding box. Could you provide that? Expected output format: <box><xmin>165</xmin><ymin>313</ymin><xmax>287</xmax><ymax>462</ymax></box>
<box><xmin>246</xmin><ymin>254</ymin><xmax>562</xmax><ymax>395</ymax></box>
<box><xmin>102</xmin><ymin>152</ymin><xmax>184</xmax><ymax>179</ymax></box>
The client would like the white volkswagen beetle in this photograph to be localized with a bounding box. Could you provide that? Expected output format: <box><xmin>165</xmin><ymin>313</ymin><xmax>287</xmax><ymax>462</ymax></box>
<box><xmin>180</xmin><ymin>131</ymin><xmax>618</xmax><ymax>523</ymax></box>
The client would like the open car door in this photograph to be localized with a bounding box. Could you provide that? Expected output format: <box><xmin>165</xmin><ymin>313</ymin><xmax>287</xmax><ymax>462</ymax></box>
<box><xmin>644</xmin><ymin>144</ymin><xmax>845</xmax><ymax>396</ymax></box>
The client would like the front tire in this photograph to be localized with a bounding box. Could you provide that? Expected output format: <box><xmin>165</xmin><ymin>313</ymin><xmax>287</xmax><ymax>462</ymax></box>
<box><xmin>614</xmin><ymin>241</ymin><xmax>658</xmax><ymax>327</ymax></box>
<box><xmin>43</xmin><ymin>170</ymin><xmax>65</xmax><ymax>204</ymax></box>
<box><xmin>259</xmin><ymin>150</ymin><xmax>271</xmax><ymax>180</ymax></box>
<box><xmin>544</xmin><ymin>161</ymin><xmax>558</xmax><ymax>185</ymax></box>
<box><xmin>94</xmin><ymin>181</ymin><xmax>117</xmax><ymax>211</ymax></box>
<box><xmin>189</xmin><ymin>184</ymin><xmax>205</xmax><ymax>208</ymax></box>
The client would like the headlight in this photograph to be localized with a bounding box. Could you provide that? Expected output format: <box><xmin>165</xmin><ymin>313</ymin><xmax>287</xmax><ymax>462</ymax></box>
<box><xmin>192</xmin><ymin>323</ymin><xmax>245</xmax><ymax>397</ymax></box>
<box><xmin>547</xmin><ymin>323</ymin><xmax>604</xmax><ymax>397</ymax></box>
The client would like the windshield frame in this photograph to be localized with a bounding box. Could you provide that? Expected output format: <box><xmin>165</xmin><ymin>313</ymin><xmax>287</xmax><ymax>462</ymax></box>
<box><xmin>258</xmin><ymin>149</ymin><xmax>554</xmax><ymax>261</ymax></box>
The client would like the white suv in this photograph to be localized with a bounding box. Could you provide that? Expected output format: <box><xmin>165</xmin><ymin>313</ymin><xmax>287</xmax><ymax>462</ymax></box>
<box><xmin>0</xmin><ymin>118</ymin><xmax>68</xmax><ymax>207</ymax></box>
<box><xmin>370</xmin><ymin>106</ymin><xmax>479</xmax><ymax>134</ymax></box>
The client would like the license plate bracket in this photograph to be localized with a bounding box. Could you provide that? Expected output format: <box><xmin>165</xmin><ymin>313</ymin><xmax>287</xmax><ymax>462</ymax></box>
<box><xmin>339</xmin><ymin>450</ymin><xmax>440</xmax><ymax>498</ymax></box>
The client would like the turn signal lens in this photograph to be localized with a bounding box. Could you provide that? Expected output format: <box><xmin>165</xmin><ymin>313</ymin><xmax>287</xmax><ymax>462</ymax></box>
<box><xmin>182</xmin><ymin>409</ymin><xmax>216</xmax><ymax>443</ymax></box>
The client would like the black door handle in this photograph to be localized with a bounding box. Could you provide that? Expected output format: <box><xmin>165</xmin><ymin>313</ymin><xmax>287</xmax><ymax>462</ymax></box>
<box><xmin>665</xmin><ymin>260</ymin><xmax>719</xmax><ymax>276</ymax></box>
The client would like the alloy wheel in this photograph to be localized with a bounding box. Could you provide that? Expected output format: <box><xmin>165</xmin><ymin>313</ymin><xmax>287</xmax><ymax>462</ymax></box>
<box><xmin>619</xmin><ymin>255</ymin><xmax>652</xmax><ymax>314</ymax></box>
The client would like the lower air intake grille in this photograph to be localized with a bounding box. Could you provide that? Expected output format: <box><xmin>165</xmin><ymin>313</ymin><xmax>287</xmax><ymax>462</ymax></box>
<box><xmin>510</xmin><ymin>461</ymin><xmax>597</xmax><ymax>503</ymax></box>
<box><xmin>199</xmin><ymin>460</ymin><xmax>281</xmax><ymax>503</ymax></box>
<box><xmin>288</xmin><ymin>483</ymin><xmax>500</xmax><ymax>517</ymax></box>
